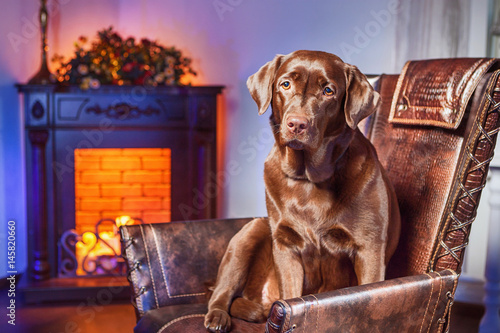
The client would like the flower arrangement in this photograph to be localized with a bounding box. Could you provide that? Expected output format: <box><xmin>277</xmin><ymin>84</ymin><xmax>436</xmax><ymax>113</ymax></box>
<box><xmin>51</xmin><ymin>27</ymin><xmax>196</xmax><ymax>89</ymax></box>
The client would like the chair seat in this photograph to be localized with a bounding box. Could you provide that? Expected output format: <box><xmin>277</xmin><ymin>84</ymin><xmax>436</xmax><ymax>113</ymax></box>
<box><xmin>134</xmin><ymin>303</ymin><xmax>266</xmax><ymax>333</ymax></box>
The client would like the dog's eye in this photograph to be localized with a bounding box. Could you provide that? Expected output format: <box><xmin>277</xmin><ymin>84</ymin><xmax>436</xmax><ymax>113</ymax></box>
<box><xmin>281</xmin><ymin>81</ymin><xmax>291</xmax><ymax>90</ymax></box>
<box><xmin>323</xmin><ymin>87</ymin><xmax>335</xmax><ymax>96</ymax></box>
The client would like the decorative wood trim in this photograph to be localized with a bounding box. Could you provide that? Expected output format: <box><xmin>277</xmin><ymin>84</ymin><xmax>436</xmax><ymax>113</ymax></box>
<box><xmin>85</xmin><ymin>103</ymin><xmax>160</xmax><ymax>120</ymax></box>
<box><xmin>28</xmin><ymin>130</ymin><xmax>50</xmax><ymax>281</ymax></box>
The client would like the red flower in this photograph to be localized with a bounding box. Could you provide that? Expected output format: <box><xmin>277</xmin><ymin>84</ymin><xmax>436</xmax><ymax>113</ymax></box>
<box><xmin>122</xmin><ymin>62</ymin><xmax>136</xmax><ymax>72</ymax></box>
<box><xmin>134</xmin><ymin>70</ymin><xmax>152</xmax><ymax>85</ymax></box>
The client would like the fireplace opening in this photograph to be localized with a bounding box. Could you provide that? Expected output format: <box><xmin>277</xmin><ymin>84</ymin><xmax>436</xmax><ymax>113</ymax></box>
<box><xmin>63</xmin><ymin>148</ymin><xmax>172</xmax><ymax>276</ymax></box>
<box><xmin>75</xmin><ymin>148</ymin><xmax>172</xmax><ymax>229</ymax></box>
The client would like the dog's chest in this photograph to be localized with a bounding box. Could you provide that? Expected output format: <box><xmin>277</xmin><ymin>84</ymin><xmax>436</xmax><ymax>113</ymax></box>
<box><xmin>276</xmin><ymin>177</ymin><xmax>340</xmax><ymax>222</ymax></box>
<box><xmin>267</xmin><ymin>169</ymin><xmax>362</xmax><ymax>248</ymax></box>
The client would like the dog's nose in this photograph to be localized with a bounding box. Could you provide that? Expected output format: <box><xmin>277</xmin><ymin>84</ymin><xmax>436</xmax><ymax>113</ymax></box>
<box><xmin>286</xmin><ymin>115</ymin><xmax>309</xmax><ymax>135</ymax></box>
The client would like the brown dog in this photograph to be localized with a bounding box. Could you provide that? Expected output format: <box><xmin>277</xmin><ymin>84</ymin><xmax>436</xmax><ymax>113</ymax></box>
<box><xmin>205</xmin><ymin>50</ymin><xmax>401</xmax><ymax>332</ymax></box>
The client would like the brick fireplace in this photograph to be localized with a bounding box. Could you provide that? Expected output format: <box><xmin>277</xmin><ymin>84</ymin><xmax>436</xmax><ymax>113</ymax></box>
<box><xmin>74</xmin><ymin>148</ymin><xmax>172</xmax><ymax>232</ymax></box>
<box><xmin>18</xmin><ymin>84</ymin><xmax>223</xmax><ymax>302</ymax></box>
<box><xmin>71</xmin><ymin>148</ymin><xmax>172</xmax><ymax>276</ymax></box>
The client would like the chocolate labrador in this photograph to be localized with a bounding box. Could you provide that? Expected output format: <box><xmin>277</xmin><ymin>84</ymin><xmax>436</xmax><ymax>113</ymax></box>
<box><xmin>205</xmin><ymin>50</ymin><xmax>401</xmax><ymax>332</ymax></box>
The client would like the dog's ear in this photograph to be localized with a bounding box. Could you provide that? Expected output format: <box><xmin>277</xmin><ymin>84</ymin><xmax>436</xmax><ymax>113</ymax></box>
<box><xmin>344</xmin><ymin>64</ymin><xmax>380</xmax><ymax>129</ymax></box>
<box><xmin>247</xmin><ymin>54</ymin><xmax>284</xmax><ymax>115</ymax></box>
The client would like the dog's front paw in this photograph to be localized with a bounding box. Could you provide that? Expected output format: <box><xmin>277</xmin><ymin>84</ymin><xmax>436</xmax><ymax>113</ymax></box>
<box><xmin>205</xmin><ymin>309</ymin><xmax>231</xmax><ymax>332</ymax></box>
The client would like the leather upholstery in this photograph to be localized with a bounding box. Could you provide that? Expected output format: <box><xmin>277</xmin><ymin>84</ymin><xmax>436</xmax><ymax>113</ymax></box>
<box><xmin>120</xmin><ymin>218</ymin><xmax>252</xmax><ymax>318</ymax></box>
<box><xmin>372</xmin><ymin>73</ymin><xmax>466</xmax><ymax>279</ymax></box>
<box><xmin>371</xmin><ymin>65</ymin><xmax>500</xmax><ymax>279</ymax></box>
<box><xmin>267</xmin><ymin>269</ymin><xmax>457</xmax><ymax>333</ymax></box>
<box><xmin>389</xmin><ymin>58</ymin><xmax>496</xmax><ymax>129</ymax></box>
<box><xmin>432</xmin><ymin>69</ymin><xmax>500</xmax><ymax>272</ymax></box>
<box><xmin>121</xmin><ymin>58</ymin><xmax>500</xmax><ymax>332</ymax></box>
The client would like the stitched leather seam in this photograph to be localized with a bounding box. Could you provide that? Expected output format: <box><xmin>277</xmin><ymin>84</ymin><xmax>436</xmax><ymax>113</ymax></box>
<box><xmin>419</xmin><ymin>273</ymin><xmax>435</xmax><ymax>333</ymax></box>
<box><xmin>448</xmin><ymin>270</ymin><xmax>459</xmax><ymax>329</ymax></box>
<box><xmin>386</xmin><ymin>115</ymin><xmax>459</xmax><ymax>129</ymax></box>
<box><xmin>435</xmin><ymin>69</ymin><xmax>492</xmax><ymax>244</ymax></box>
<box><xmin>429</xmin><ymin>69</ymin><xmax>500</xmax><ymax>271</ymax></box>
<box><xmin>123</xmin><ymin>228</ymin><xmax>144</xmax><ymax>315</ymax></box>
<box><xmin>310</xmin><ymin>294</ymin><xmax>319</xmax><ymax>333</ymax></box>
<box><xmin>149</xmin><ymin>224</ymin><xmax>206</xmax><ymax>299</ymax></box>
<box><xmin>148</xmin><ymin>225</ymin><xmax>170</xmax><ymax>299</ymax></box>
<box><xmin>436</xmin><ymin>71</ymin><xmax>500</xmax><ymax>269</ymax></box>
<box><xmin>298</xmin><ymin>296</ymin><xmax>306</xmax><ymax>332</ymax></box>
<box><xmin>140</xmin><ymin>224</ymin><xmax>160</xmax><ymax>309</ymax></box>
<box><xmin>440</xmin><ymin>269</ymin><xmax>459</xmax><ymax>332</ymax></box>
<box><xmin>426</xmin><ymin>271</ymin><xmax>443</xmax><ymax>333</ymax></box>
<box><xmin>157</xmin><ymin>313</ymin><xmax>205</xmax><ymax>332</ymax></box>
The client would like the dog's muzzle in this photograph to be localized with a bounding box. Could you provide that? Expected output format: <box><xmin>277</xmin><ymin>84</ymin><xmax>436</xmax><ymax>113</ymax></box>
<box><xmin>283</xmin><ymin>114</ymin><xmax>310</xmax><ymax>150</ymax></box>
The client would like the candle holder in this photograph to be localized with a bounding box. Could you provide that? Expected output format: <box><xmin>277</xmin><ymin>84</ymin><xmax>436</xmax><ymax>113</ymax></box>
<box><xmin>28</xmin><ymin>0</ymin><xmax>52</xmax><ymax>84</ymax></box>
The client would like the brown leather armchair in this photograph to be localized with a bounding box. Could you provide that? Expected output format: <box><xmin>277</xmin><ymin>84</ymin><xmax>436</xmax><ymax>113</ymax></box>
<box><xmin>120</xmin><ymin>58</ymin><xmax>500</xmax><ymax>332</ymax></box>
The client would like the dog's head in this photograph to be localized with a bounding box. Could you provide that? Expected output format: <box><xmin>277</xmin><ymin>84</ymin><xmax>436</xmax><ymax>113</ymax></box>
<box><xmin>247</xmin><ymin>50</ymin><xmax>380</xmax><ymax>151</ymax></box>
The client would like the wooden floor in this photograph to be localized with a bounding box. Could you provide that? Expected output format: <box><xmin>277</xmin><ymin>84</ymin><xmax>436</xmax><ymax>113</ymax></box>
<box><xmin>450</xmin><ymin>302</ymin><xmax>485</xmax><ymax>333</ymax></box>
<box><xmin>0</xmin><ymin>288</ymin><xmax>485</xmax><ymax>332</ymax></box>
<box><xmin>7</xmin><ymin>300</ymin><xmax>137</xmax><ymax>332</ymax></box>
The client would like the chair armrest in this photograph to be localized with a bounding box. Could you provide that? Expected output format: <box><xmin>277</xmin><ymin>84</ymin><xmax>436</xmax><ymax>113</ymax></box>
<box><xmin>120</xmin><ymin>218</ymin><xmax>253</xmax><ymax>319</ymax></box>
<box><xmin>267</xmin><ymin>269</ymin><xmax>458</xmax><ymax>333</ymax></box>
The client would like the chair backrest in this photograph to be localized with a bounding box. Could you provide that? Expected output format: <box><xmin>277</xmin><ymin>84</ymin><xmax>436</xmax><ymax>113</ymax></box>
<box><xmin>365</xmin><ymin>58</ymin><xmax>500</xmax><ymax>279</ymax></box>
